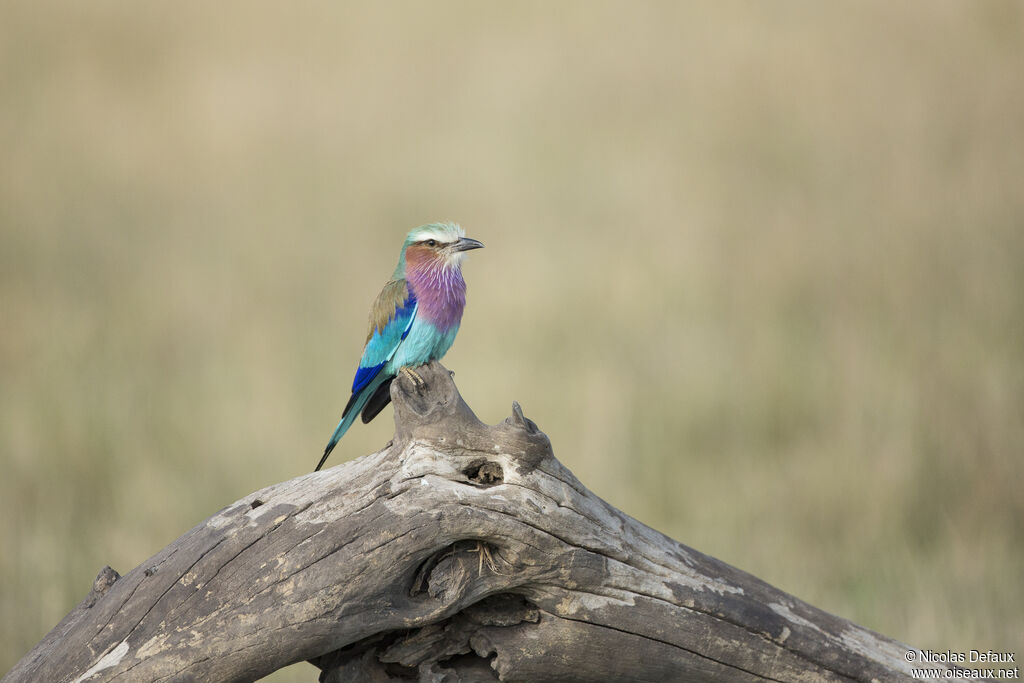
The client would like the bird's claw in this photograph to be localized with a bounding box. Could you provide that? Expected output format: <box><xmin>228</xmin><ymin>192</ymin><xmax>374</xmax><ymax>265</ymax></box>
<box><xmin>401</xmin><ymin>366</ymin><xmax>426</xmax><ymax>393</ymax></box>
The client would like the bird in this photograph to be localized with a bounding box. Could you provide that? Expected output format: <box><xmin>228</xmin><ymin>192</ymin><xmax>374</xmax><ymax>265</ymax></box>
<box><xmin>315</xmin><ymin>222</ymin><xmax>484</xmax><ymax>471</ymax></box>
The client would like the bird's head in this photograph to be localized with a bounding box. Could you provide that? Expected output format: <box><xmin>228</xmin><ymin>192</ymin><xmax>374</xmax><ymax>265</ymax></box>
<box><xmin>397</xmin><ymin>222</ymin><xmax>484</xmax><ymax>275</ymax></box>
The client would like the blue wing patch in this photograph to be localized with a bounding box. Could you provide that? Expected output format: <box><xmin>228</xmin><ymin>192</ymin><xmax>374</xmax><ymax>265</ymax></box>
<box><xmin>398</xmin><ymin>295</ymin><xmax>416</xmax><ymax>340</ymax></box>
<box><xmin>350</xmin><ymin>286</ymin><xmax>417</xmax><ymax>394</ymax></box>
<box><xmin>351</xmin><ymin>361</ymin><xmax>387</xmax><ymax>394</ymax></box>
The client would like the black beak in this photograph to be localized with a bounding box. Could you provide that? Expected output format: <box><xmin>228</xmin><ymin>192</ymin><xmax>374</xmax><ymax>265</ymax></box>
<box><xmin>451</xmin><ymin>237</ymin><xmax>484</xmax><ymax>252</ymax></box>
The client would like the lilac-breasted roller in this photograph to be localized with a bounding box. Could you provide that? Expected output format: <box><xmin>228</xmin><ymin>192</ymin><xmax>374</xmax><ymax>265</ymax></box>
<box><xmin>315</xmin><ymin>222</ymin><xmax>483</xmax><ymax>471</ymax></box>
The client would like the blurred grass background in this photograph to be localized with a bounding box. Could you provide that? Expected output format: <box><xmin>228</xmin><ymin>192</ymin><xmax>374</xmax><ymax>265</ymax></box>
<box><xmin>2</xmin><ymin>1</ymin><xmax>1022</xmax><ymax>679</ymax></box>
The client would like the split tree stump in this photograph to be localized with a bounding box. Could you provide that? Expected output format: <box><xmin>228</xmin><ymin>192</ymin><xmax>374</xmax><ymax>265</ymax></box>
<box><xmin>6</xmin><ymin>362</ymin><xmax>962</xmax><ymax>682</ymax></box>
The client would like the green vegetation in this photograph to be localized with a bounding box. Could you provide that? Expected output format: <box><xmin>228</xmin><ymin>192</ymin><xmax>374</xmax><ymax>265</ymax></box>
<box><xmin>2</xmin><ymin>3</ymin><xmax>1021</xmax><ymax>679</ymax></box>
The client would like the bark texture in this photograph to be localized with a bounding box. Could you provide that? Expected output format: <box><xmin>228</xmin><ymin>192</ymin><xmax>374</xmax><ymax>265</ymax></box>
<box><xmin>6</xmin><ymin>362</ymin><xmax>967</xmax><ymax>682</ymax></box>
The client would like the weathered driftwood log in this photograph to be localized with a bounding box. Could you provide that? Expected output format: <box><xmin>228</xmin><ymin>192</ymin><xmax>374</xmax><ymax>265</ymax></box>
<box><xmin>7</xmin><ymin>362</ymin><xmax>964</xmax><ymax>682</ymax></box>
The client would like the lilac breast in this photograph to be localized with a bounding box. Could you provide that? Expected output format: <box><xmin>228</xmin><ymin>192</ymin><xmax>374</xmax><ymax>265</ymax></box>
<box><xmin>406</xmin><ymin>261</ymin><xmax>467</xmax><ymax>332</ymax></box>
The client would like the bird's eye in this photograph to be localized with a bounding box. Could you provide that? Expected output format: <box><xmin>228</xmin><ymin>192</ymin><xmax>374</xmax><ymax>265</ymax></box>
<box><xmin>426</xmin><ymin>239</ymin><xmax>437</xmax><ymax>247</ymax></box>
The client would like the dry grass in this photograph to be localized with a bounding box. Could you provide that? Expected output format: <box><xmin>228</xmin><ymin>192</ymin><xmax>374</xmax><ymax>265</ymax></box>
<box><xmin>2</xmin><ymin>2</ymin><xmax>1022</xmax><ymax>679</ymax></box>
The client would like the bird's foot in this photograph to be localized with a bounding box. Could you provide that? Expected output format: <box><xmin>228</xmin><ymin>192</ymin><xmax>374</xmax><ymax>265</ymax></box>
<box><xmin>401</xmin><ymin>366</ymin><xmax>426</xmax><ymax>393</ymax></box>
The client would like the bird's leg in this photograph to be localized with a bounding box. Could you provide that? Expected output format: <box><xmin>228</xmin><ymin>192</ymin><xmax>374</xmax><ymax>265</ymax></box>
<box><xmin>400</xmin><ymin>366</ymin><xmax>426</xmax><ymax>392</ymax></box>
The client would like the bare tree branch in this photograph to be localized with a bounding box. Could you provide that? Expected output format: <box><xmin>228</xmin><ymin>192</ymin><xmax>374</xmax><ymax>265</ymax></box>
<box><xmin>5</xmin><ymin>362</ymin><xmax>969</xmax><ymax>682</ymax></box>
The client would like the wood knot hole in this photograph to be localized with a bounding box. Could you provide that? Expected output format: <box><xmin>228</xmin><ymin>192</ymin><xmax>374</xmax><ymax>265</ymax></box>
<box><xmin>250</xmin><ymin>499</ymin><xmax>264</xmax><ymax>509</ymax></box>
<box><xmin>462</xmin><ymin>459</ymin><xmax>504</xmax><ymax>487</ymax></box>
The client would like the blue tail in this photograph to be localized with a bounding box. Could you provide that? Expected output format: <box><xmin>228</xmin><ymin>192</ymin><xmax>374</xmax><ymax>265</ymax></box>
<box><xmin>315</xmin><ymin>373</ymin><xmax>389</xmax><ymax>471</ymax></box>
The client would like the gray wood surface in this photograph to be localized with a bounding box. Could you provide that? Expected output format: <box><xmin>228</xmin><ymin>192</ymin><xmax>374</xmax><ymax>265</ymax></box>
<box><xmin>6</xmin><ymin>362</ymin><xmax>966</xmax><ymax>682</ymax></box>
